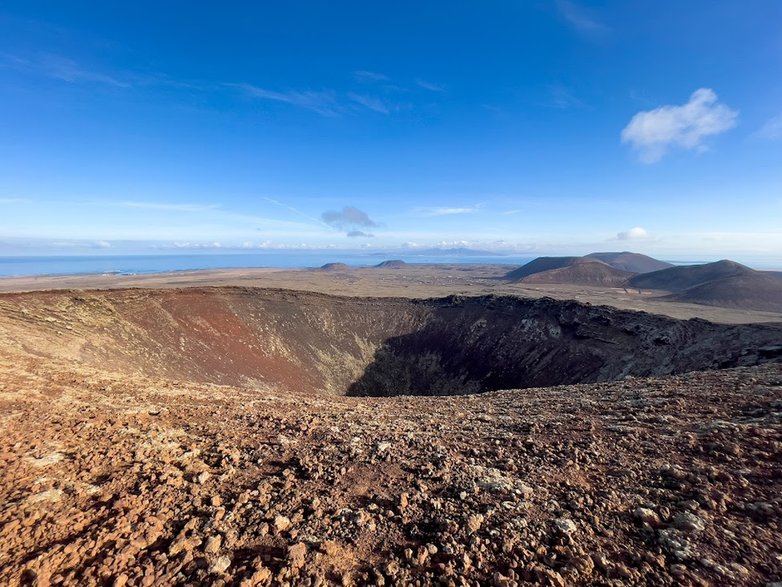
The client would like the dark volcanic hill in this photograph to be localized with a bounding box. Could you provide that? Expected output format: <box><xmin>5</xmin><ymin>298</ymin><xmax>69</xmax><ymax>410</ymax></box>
<box><xmin>586</xmin><ymin>251</ymin><xmax>673</xmax><ymax>273</ymax></box>
<box><xmin>505</xmin><ymin>252</ymin><xmax>671</xmax><ymax>284</ymax></box>
<box><xmin>318</xmin><ymin>262</ymin><xmax>351</xmax><ymax>271</ymax></box>
<box><xmin>629</xmin><ymin>260</ymin><xmax>752</xmax><ymax>291</ymax></box>
<box><xmin>503</xmin><ymin>256</ymin><xmax>584</xmax><ymax>281</ymax></box>
<box><xmin>504</xmin><ymin>256</ymin><xmax>632</xmax><ymax>286</ymax></box>
<box><xmin>629</xmin><ymin>260</ymin><xmax>782</xmax><ymax>313</ymax></box>
<box><xmin>667</xmin><ymin>272</ymin><xmax>782</xmax><ymax>312</ymax></box>
<box><xmin>374</xmin><ymin>260</ymin><xmax>407</xmax><ymax>268</ymax></box>
<box><xmin>515</xmin><ymin>260</ymin><xmax>633</xmax><ymax>287</ymax></box>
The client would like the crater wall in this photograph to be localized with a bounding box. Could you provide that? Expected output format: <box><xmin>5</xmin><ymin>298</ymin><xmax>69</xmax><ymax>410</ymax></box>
<box><xmin>0</xmin><ymin>288</ymin><xmax>779</xmax><ymax>396</ymax></box>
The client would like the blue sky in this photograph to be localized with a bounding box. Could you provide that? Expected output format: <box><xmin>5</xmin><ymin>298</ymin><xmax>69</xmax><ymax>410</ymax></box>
<box><xmin>1</xmin><ymin>1</ymin><xmax>781</xmax><ymax>262</ymax></box>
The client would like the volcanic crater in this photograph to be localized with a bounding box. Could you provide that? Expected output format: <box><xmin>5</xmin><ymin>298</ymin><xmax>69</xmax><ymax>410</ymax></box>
<box><xmin>1</xmin><ymin>287</ymin><xmax>780</xmax><ymax>397</ymax></box>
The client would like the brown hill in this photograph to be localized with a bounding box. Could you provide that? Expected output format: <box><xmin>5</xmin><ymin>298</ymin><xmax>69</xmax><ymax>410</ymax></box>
<box><xmin>505</xmin><ymin>252</ymin><xmax>670</xmax><ymax>284</ymax></box>
<box><xmin>518</xmin><ymin>260</ymin><xmax>633</xmax><ymax>287</ymax></box>
<box><xmin>667</xmin><ymin>272</ymin><xmax>782</xmax><ymax>313</ymax></box>
<box><xmin>628</xmin><ymin>260</ymin><xmax>752</xmax><ymax>291</ymax></box>
<box><xmin>586</xmin><ymin>251</ymin><xmax>672</xmax><ymax>273</ymax></box>
<box><xmin>629</xmin><ymin>260</ymin><xmax>782</xmax><ymax>313</ymax></box>
<box><xmin>503</xmin><ymin>256</ymin><xmax>585</xmax><ymax>281</ymax></box>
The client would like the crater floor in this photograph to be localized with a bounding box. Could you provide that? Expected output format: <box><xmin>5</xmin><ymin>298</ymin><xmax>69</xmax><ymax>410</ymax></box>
<box><xmin>0</xmin><ymin>288</ymin><xmax>780</xmax><ymax>586</ymax></box>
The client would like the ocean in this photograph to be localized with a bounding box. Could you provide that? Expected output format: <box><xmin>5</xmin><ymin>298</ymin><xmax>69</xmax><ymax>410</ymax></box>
<box><xmin>0</xmin><ymin>252</ymin><xmax>534</xmax><ymax>278</ymax></box>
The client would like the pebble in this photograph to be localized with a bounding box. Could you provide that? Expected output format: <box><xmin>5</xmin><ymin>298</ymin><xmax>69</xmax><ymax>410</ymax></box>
<box><xmin>209</xmin><ymin>555</ymin><xmax>231</xmax><ymax>574</ymax></box>
<box><xmin>554</xmin><ymin>517</ymin><xmax>577</xmax><ymax>535</ymax></box>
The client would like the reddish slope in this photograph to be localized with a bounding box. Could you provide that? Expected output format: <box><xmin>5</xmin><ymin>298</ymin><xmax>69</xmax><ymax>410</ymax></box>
<box><xmin>518</xmin><ymin>260</ymin><xmax>633</xmax><ymax>287</ymax></box>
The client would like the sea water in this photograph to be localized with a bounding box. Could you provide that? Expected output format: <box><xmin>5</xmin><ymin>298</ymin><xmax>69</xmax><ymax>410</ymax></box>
<box><xmin>0</xmin><ymin>253</ymin><xmax>534</xmax><ymax>278</ymax></box>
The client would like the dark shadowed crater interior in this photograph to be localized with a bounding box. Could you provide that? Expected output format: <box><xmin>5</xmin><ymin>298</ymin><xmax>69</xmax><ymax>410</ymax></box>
<box><xmin>2</xmin><ymin>288</ymin><xmax>781</xmax><ymax>396</ymax></box>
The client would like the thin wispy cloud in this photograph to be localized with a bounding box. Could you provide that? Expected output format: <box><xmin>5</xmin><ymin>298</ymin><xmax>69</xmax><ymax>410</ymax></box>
<box><xmin>556</xmin><ymin>0</ymin><xmax>610</xmax><ymax>36</ymax></box>
<box><xmin>230</xmin><ymin>83</ymin><xmax>342</xmax><ymax>116</ymax></box>
<box><xmin>262</xmin><ymin>196</ymin><xmax>330</xmax><ymax>227</ymax></box>
<box><xmin>501</xmin><ymin>209</ymin><xmax>522</xmax><ymax>216</ymax></box>
<box><xmin>348</xmin><ymin>92</ymin><xmax>390</xmax><ymax>114</ymax></box>
<box><xmin>353</xmin><ymin>70</ymin><xmax>388</xmax><ymax>83</ymax></box>
<box><xmin>0</xmin><ymin>197</ymin><xmax>30</xmax><ymax>204</ymax></box>
<box><xmin>420</xmin><ymin>206</ymin><xmax>480</xmax><ymax>216</ymax></box>
<box><xmin>114</xmin><ymin>201</ymin><xmax>220</xmax><ymax>212</ymax></box>
<box><xmin>416</xmin><ymin>79</ymin><xmax>445</xmax><ymax>92</ymax></box>
<box><xmin>346</xmin><ymin>230</ymin><xmax>374</xmax><ymax>238</ymax></box>
<box><xmin>754</xmin><ymin>113</ymin><xmax>782</xmax><ymax>141</ymax></box>
<box><xmin>548</xmin><ymin>85</ymin><xmax>587</xmax><ymax>109</ymax></box>
<box><xmin>2</xmin><ymin>52</ymin><xmax>130</xmax><ymax>87</ymax></box>
<box><xmin>621</xmin><ymin>88</ymin><xmax>738</xmax><ymax>163</ymax></box>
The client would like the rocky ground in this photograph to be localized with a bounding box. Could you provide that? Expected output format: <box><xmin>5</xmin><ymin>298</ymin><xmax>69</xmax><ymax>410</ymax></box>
<box><xmin>1</xmin><ymin>346</ymin><xmax>781</xmax><ymax>586</ymax></box>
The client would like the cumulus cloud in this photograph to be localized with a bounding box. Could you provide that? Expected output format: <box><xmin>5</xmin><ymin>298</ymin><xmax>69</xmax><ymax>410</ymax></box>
<box><xmin>617</xmin><ymin>227</ymin><xmax>651</xmax><ymax>241</ymax></box>
<box><xmin>321</xmin><ymin>206</ymin><xmax>380</xmax><ymax>237</ymax></box>
<box><xmin>621</xmin><ymin>88</ymin><xmax>738</xmax><ymax>163</ymax></box>
<box><xmin>755</xmin><ymin>113</ymin><xmax>782</xmax><ymax>141</ymax></box>
<box><xmin>322</xmin><ymin>206</ymin><xmax>378</xmax><ymax>229</ymax></box>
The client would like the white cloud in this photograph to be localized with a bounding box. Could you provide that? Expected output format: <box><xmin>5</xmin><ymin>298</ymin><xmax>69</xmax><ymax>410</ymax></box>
<box><xmin>420</xmin><ymin>206</ymin><xmax>479</xmax><ymax>216</ymax></box>
<box><xmin>617</xmin><ymin>226</ymin><xmax>651</xmax><ymax>241</ymax></box>
<box><xmin>755</xmin><ymin>113</ymin><xmax>782</xmax><ymax>141</ymax></box>
<box><xmin>621</xmin><ymin>88</ymin><xmax>738</xmax><ymax>163</ymax></box>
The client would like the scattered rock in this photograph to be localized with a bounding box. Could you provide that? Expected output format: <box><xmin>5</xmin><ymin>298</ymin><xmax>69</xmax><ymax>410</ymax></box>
<box><xmin>554</xmin><ymin>517</ymin><xmax>577</xmax><ymax>535</ymax></box>
<box><xmin>209</xmin><ymin>555</ymin><xmax>231</xmax><ymax>574</ymax></box>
